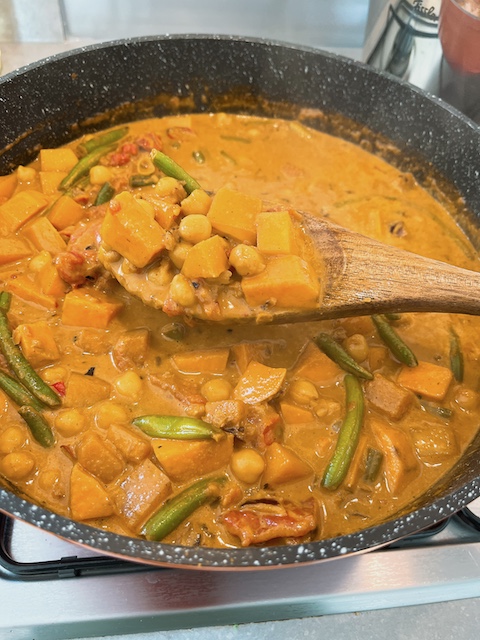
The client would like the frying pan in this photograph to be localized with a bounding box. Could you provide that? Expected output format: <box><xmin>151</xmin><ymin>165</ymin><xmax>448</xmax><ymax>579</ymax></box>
<box><xmin>1</xmin><ymin>35</ymin><xmax>480</xmax><ymax>569</ymax></box>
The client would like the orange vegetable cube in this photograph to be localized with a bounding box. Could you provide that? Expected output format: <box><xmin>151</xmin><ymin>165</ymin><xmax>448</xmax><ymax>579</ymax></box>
<box><xmin>207</xmin><ymin>187</ymin><xmax>262</xmax><ymax>244</ymax></box>
<box><xmin>62</xmin><ymin>289</ymin><xmax>123</xmax><ymax>329</ymax></box>
<box><xmin>181</xmin><ymin>235</ymin><xmax>229</xmax><ymax>279</ymax></box>
<box><xmin>0</xmin><ymin>173</ymin><xmax>17</xmax><ymax>199</ymax></box>
<box><xmin>47</xmin><ymin>195</ymin><xmax>85</xmax><ymax>230</ymax></box>
<box><xmin>13</xmin><ymin>321</ymin><xmax>60</xmax><ymax>366</ymax></box>
<box><xmin>70</xmin><ymin>464</ymin><xmax>114</xmax><ymax>521</ymax></box>
<box><xmin>101</xmin><ymin>192</ymin><xmax>166</xmax><ymax>268</ymax></box>
<box><xmin>365</xmin><ymin>373</ymin><xmax>413</xmax><ymax>420</ymax></box>
<box><xmin>263</xmin><ymin>442</ymin><xmax>312</xmax><ymax>485</ymax></box>
<box><xmin>39</xmin><ymin>171</ymin><xmax>67</xmax><ymax>195</ymax></box>
<box><xmin>280</xmin><ymin>401</ymin><xmax>314</xmax><ymax>424</ymax></box>
<box><xmin>294</xmin><ymin>341</ymin><xmax>343</xmax><ymax>385</ymax></box>
<box><xmin>397</xmin><ymin>361</ymin><xmax>453</xmax><ymax>401</ymax></box>
<box><xmin>231</xmin><ymin>342</ymin><xmax>266</xmax><ymax>373</ymax></box>
<box><xmin>0</xmin><ymin>190</ymin><xmax>48</xmax><ymax>235</ymax></box>
<box><xmin>39</xmin><ymin>148</ymin><xmax>78</xmax><ymax>172</ymax></box>
<box><xmin>119</xmin><ymin>458</ymin><xmax>172</xmax><ymax>530</ymax></box>
<box><xmin>171</xmin><ymin>347</ymin><xmax>230</xmax><ymax>374</ymax></box>
<box><xmin>152</xmin><ymin>434</ymin><xmax>234</xmax><ymax>483</ymax></box>
<box><xmin>6</xmin><ymin>274</ymin><xmax>57</xmax><ymax>309</ymax></box>
<box><xmin>76</xmin><ymin>431</ymin><xmax>124</xmax><ymax>484</ymax></box>
<box><xmin>256</xmin><ymin>210</ymin><xmax>297</xmax><ymax>255</ymax></box>
<box><xmin>233</xmin><ymin>360</ymin><xmax>286</xmax><ymax>404</ymax></box>
<box><xmin>370</xmin><ymin>418</ymin><xmax>419</xmax><ymax>495</ymax></box>
<box><xmin>241</xmin><ymin>255</ymin><xmax>320</xmax><ymax>309</ymax></box>
<box><xmin>107</xmin><ymin>424</ymin><xmax>151</xmax><ymax>463</ymax></box>
<box><xmin>64</xmin><ymin>372</ymin><xmax>112</xmax><ymax>408</ymax></box>
<box><xmin>37</xmin><ymin>262</ymin><xmax>67</xmax><ymax>298</ymax></box>
<box><xmin>0</xmin><ymin>237</ymin><xmax>32</xmax><ymax>265</ymax></box>
<box><xmin>22</xmin><ymin>217</ymin><xmax>67</xmax><ymax>255</ymax></box>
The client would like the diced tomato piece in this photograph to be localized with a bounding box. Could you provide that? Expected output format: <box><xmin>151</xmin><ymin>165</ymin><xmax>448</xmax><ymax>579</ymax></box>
<box><xmin>52</xmin><ymin>381</ymin><xmax>66</xmax><ymax>396</ymax></box>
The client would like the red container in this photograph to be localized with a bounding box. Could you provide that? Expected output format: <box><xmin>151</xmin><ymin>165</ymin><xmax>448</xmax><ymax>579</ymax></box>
<box><xmin>439</xmin><ymin>0</ymin><xmax>480</xmax><ymax>74</ymax></box>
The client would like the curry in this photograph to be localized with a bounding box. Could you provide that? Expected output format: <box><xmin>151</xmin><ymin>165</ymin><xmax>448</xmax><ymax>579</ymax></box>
<box><xmin>0</xmin><ymin>112</ymin><xmax>479</xmax><ymax>548</ymax></box>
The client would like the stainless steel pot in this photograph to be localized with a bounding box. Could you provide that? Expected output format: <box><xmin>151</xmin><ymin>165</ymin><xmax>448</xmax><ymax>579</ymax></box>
<box><xmin>1</xmin><ymin>35</ymin><xmax>480</xmax><ymax>569</ymax></box>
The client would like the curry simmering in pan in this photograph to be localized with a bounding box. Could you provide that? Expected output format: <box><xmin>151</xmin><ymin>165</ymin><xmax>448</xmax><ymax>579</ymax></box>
<box><xmin>0</xmin><ymin>113</ymin><xmax>479</xmax><ymax>547</ymax></box>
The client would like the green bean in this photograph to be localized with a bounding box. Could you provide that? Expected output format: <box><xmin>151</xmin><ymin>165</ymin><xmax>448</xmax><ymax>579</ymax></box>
<box><xmin>0</xmin><ymin>371</ymin><xmax>45</xmax><ymax>412</ymax></box>
<box><xmin>313</xmin><ymin>333</ymin><xmax>373</xmax><ymax>380</ymax></box>
<box><xmin>18</xmin><ymin>405</ymin><xmax>55</xmax><ymax>448</ymax></box>
<box><xmin>363</xmin><ymin>447</ymin><xmax>383</xmax><ymax>482</ymax></box>
<box><xmin>133</xmin><ymin>415</ymin><xmax>222</xmax><ymax>440</ymax></box>
<box><xmin>142</xmin><ymin>475</ymin><xmax>226</xmax><ymax>541</ymax></box>
<box><xmin>129</xmin><ymin>174</ymin><xmax>157</xmax><ymax>188</ymax></box>
<box><xmin>80</xmin><ymin>127</ymin><xmax>129</xmax><ymax>154</ymax></box>
<box><xmin>150</xmin><ymin>149</ymin><xmax>201</xmax><ymax>194</ymax></box>
<box><xmin>0</xmin><ymin>293</ymin><xmax>60</xmax><ymax>408</ymax></box>
<box><xmin>419</xmin><ymin>400</ymin><xmax>453</xmax><ymax>421</ymax></box>
<box><xmin>59</xmin><ymin>144</ymin><xmax>117</xmax><ymax>191</ymax></box>
<box><xmin>94</xmin><ymin>181</ymin><xmax>115</xmax><ymax>206</ymax></box>
<box><xmin>449</xmin><ymin>328</ymin><xmax>464</xmax><ymax>383</ymax></box>
<box><xmin>322</xmin><ymin>374</ymin><xmax>365</xmax><ymax>490</ymax></box>
<box><xmin>371</xmin><ymin>314</ymin><xmax>418</xmax><ymax>367</ymax></box>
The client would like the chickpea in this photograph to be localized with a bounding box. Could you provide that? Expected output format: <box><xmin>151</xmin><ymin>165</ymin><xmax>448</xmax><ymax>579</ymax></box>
<box><xmin>169</xmin><ymin>241</ymin><xmax>192</xmax><ymax>269</ymax></box>
<box><xmin>289</xmin><ymin>379</ymin><xmax>319</xmax><ymax>406</ymax></box>
<box><xmin>230</xmin><ymin>449</ymin><xmax>265</xmax><ymax>484</ymax></box>
<box><xmin>179</xmin><ymin>214</ymin><xmax>212</xmax><ymax>244</ymax></box>
<box><xmin>55</xmin><ymin>409</ymin><xmax>86</xmax><ymax>437</ymax></box>
<box><xmin>17</xmin><ymin>165</ymin><xmax>37</xmax><ymax>182</ymax></box>
<box><xmin>155</xmin><ymin>176</ymin><xmax>187</xmax><ymax>201</ymax></box>
<box><xmin>201</xmin><ymin>378</ymin><xmax>232</xmax><ymax>402</ymax></box>
<box><xmin>181</xmin><ymin>189</ymin><xmax>212</xmax><ymax>215</ymax></box>
<box><xmin>95</xmin><ymin>401</ymin><xmax>129</xmax><ymax>429</ymax></box>
<box><xmin>114</xmin><ymin>371</ymin><xmax>143</xmax><ymax>401</ymax></box>
<box><xmin>37</xmin><ymin>468</ymin><xmax>62</xmax><ymax>495</ymax></box>
<box><xmin>0</xmin><ymin>425</ymin><xmax>27</xmax><ymax>454</ymax></box>
<box><xmin>343</xmin><ymin>333</ymin><xmax>369</xmax><ymax>363</ymax></box>
<box><xmin>0</xmin><ymin>451</ymin><xmax>36</xmax><ymax>480</ymax></box>
<box><xmin>169</xmin><ymin>274</ymin><xmax>196</xmax><ymax>307</ymax></box>
<box><xmin>455</xmin><ymin>386</ymin><xmax>479</xmax><ymax>411</ymax></box>
<box><xmin>229</xmin><ymin>244</ymin><xmax>266</xmax><ymax>276</ymax></box>
<box><xmin>315</xmin><ymin>398</ymin><xmax>341</xmax><ymax>419</ymax></box>
<box><xmin>89</xmin><ymin>165</ymin><xmax>112</xmax><ymax>185</ymax></box>
<box><xmin>29</xmin><ymin>250</ymin><xmax>52</xmax><ymax>272</ymax></box>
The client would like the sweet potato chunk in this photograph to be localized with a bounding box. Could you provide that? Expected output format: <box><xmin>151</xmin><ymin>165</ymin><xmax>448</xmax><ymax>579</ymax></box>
<box><xmin>13</xmin><ymin>321</ymin><xmax>60</xmax><ymax>367</ymax></box>
<box><xmin>256</xmin><ymin>210</ymin><xmax>297</xmax><ymax>255</ymax></box>
<box><xmin>181</xmin><ymin>235</ymin><xmax>229</xmax><ymax>279</ymax></box>
<box><xmin>70</xmin><ymin>464</ymin><xmax>114</xmax><ymax>521</ymax></box>
<box><xmin>234</xmin><ymin>360</ymin><xmax>286</xmax><ymax>404</ymax></box>
<box><xmin>263</xmin><ymin>442</ymin><xmax>312</xmax><ymax>485</ymax></box>
<box><xmin>241</xmin><ymin>255</ymin><xmax>320</xmax><ymax>309</ymax></box>
<box><xmin>207</xmin><ymin>187</ymin><xmax>262</xmax><ymax>244</ymax></box>
<box><xmin>0</xmin><ymin>190</ymin><xmax>48</xmax><ymax>234</ymax></box>
<box><xmin>7</xmin><ymin>274</ymin><xmax>57</xmax><ymax>309</ymax></box>
<box><xmin>171</xmin><ymin>348</ymin><xmax>230</xmax><ymax>374</ymax></box>
<box><xmin>47</xmin><ymin>194</ymin><xmax>85</xmax><ymax>230</ymax></box>
<box><xmin>370</xmin><ymin>418</ymin><xmax>419</xmax><ymax>495</ymax></box>
<box><xmin>40</xmin><ymin>148</ymin><xmax>78</xmax><ymax>172</ymax></box>
<box><xmin>112</xmin><ymin>328</ymin><xmax>149</xmax><ymax>371</ymax></box>
<box><xmin>280</xmin><ymin>401</ymin><xmax>314</xmax><ymax>424</ymax></box>
<box><xmin>294</xmin><ymin>341</ymin><xmax>342</xmax><ymax>386</ymax></box>
<box><xmin>76</xmin><ymin>431</ymin><xmax>124</xmax><ymax>484</ymax></box>
<box><xmin>152</xmin><ymin>433</ymin><xmax>234</xmax><ymax>483</ymax></box>
<box><xmin>101</xmin><ymin>192</ymin><xmax>166</xmax><ymax>268</ymax></box>
<box><xmin>64</xmin><ymin>372</ymin><xmax>112</xmax><ymax>408</ymax></box>
<box><xmin>204</xmin><ymin>399</ymin><xmax>247</xmax><ymax>429</ymax></box>
<box><xmin>0</xmin><ymin>173</ymin><xmax>17</xmax><ymax>199</ymax></box>
<box><xmin>107</xmin><ymin>424</ymin><xmax>151</xmax><ymax>463</ymax></box>
<box><xmin>37</xmin><ymin>262</ymin><xmax>67</xmax><ymax>298</ymax></box>
<box><xmin>0</xmin><ymin>237</ymin><xmax>32</xmax><ymax>265</ymax></box>
<box><xmin>397</xmin><ymin>361</ymin><xmax>453</xmax><ymax>401</ymax></box>
<box><xmin>119</xmin><ymin>458</ymin><xmax>172</xmax><ymax>530</ymax></box>
<box><xmin>39</xmin><ymin>171</ymin><xmax>67</xmax><ymax>195</ymax></box>
<box><xmin>231</xmin><ymin>342</ymin><xmax>266</xmax><ymax>373</ymax></box>
<box><xmin>365</xmin><ymin>373</ymin><xmax>413</xmax><ymax>421</ymax></box>
<box><xmin>22</xmin><ymin>217</ymin><xmax>67</xmax><ymax>255</ymax></box>
<box><xmin>62</xmin><ymin>289</ymin><xmax>123</xmax><ymax>329</ymax></box>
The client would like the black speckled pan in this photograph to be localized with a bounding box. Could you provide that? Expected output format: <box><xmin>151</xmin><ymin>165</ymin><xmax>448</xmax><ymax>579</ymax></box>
<box><xmin>1</xmin><ymin>35</ymin><xmax>480</xmax><ymax>569</ymax></box>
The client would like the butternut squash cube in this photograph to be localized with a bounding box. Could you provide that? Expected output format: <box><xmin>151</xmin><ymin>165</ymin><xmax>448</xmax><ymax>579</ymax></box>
<box><xmin>152</xmin><ymin>433</ymin><xmax>234</xmax><ymax>483</ymax></box>
<box><xmin>0</xmin><ymin>237</ymin><xmax>32</xmax><ymax>265</ymax></box>
<box><xmin>47</xmin><ymin>195</ymin><xmax>85</xmax><ymax>230</ymax></box>
<box><xmin>70</xmin><ymin>464</ymin><xmax>114</xmax><ymax>521</ymax></box>
<box><xmin>263</xmin><ymin>442</ymin><xmax>312</xmax><ymax>485</ymax></box>
<box><xmin>294</xmin><ymin>341</ymin><xmax>342</xmax><ymax>386</ymax></box>
<box><xmin>40</xmin><ymin>148</ymin><xmax>78</xmax><ymax>172</ymax></box>
<box><xmin>181</xmin><ymin>234</ymin><xmax>229</xmax><ymax>279</ymax></box>
<box><xmin>231</xmin><ymin>342</ymin><xmax>266</xmax><ymax>373</ymax></box>
<box><xmin>204</xmin><ymin>399</ymin><xmax>247</xmax><ymax>429</ymax></box>
<box><xmin>107</xmin><ymin>424</ymin><xmax>151</xmax><ymax>463</ymax></box>
<box><xmin>397</xmin><ymin>361</ymin><xmax>453</xmax><ymax>401</ymax></box>
<box><xmin>0</xmin><ymin>173</ymin><xmax>17</xmax><ymax>199</ymax></box>
<box><xmin>370</xmin><ymin>418</ymin><xmax>419</xmax><ymax>495</ymax></box>
<box><xmin>207</xmin><ymin>187</ymin><xmax>262</xmax><ymax>244</ymax></box>
<box><xmin>365</xmin><ymin>373</ymin><xmax>413</xmax><ymax>421</ymax></box>
<box><xmin>6</xmin><ymin>274</ymin><xmax>57</xmax><ymax>309</ymax></box>
<box><xmin>233</xmin><ymin>360</ymin><xmax>286</xmax><ymax>404</ymax></box>
<box><xmin>13</xmin><ymin>321</ymin><xmax>60</xmax><ymax>367</ymax></box>
<box><xmin>241</xmin><ymin>255</ymin><xmax>320</xmax><ymax>309</ymax></box>
<box><xmin>39</xmin><ymin>171</ymin><xmax>67</xmax><ymax>195</ymax></box>
<box><xmin>101</xmin><ymin>192</ymin><xmax>166</xmax><ymax>268</ymax></box>
<box><xmin>119</xmin><ymin>458</ymin><xmax>172</xmax><ymax>530</ymax></box>
<box><xmin>64</xmin><ymin>371</ymin><xmax>112</xmax><ymax>408</ymax></box>
<box><xmin>62</xmin><ymin>289</ymin><xmax>123</xmax><ymax>329</ymax></box>
<box><xmin>37</xmin><ymin>262</ymin><xmax>67</xmax><ymax>298</ymax></box>
<box><xmin>0</xmin><ymin>190</ymin><xmax>48</xmax><ymax>235</ymax></box>
<box><xmin>171</xmin><ymin>348</ymin><xmax>230</xmax><ymax>374</ymax></box>
<box><xmin>76</xmin><ymin>431</ymin><xmax>124</xmax><ymax>484</ymax></box>
<box><xmin>256</xmin><ymin>210</ymin><xmax>297</xmax><ymax>255</ymax></box>
<box><xmin>22</xmin><ymin>217</ymin><xmax>66</xmax><ymax>255</ymax></box>
<box><xmin>280</xmin><ymin>401</ymin><xmax>314</xmax><ymax>424</ymax></box>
